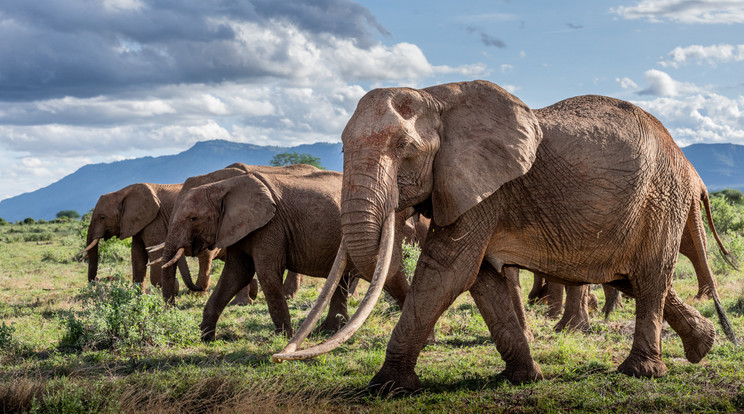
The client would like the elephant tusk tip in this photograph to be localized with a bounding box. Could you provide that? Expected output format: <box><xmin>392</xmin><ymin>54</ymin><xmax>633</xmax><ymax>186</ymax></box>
<box><xmin>271</xmin><ymin>354</ymin><xmax>285</xmax><ymax>363</ymax></box>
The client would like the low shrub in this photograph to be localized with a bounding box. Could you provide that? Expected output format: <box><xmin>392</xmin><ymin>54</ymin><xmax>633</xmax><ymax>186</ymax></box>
<box><xmin>401</xmin><ymin>241</ymin><xmax>421</xmax><ymax>282</ymax></box>
<box><xmin>61</xmin><ymin>278</ymin><xmax>200</xmax><ymax>351</ymax></box>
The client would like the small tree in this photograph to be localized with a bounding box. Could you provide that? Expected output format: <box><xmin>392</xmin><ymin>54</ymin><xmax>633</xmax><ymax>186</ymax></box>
<box><xmin>0</xmin><ymin>217</ymin><xmax>6</xmax><ymax>226</ymax></box>
<box><xmin>270</xmin><ymin>152</ymin><xmax>324</xmax><ymax>169</ymax></box>
<box><xmin>56</xmin><ymin>210</ymin><xmax>81</xmax><ymax>220</ymax></box>
<box><xmin>23</xmin><ymin>217</ymin><xmax>35</xmax><ymax>225</ymax></box>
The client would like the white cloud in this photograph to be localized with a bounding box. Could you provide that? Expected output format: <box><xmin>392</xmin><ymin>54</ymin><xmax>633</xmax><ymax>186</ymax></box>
<box><xmin>660</xmin><ymin>44</ymin><xmax>744</xmax><ymax>67</ymax></box>
<box><xmin>616</xmin><ymin>77</ymin><xmax>639</xmax><ymax>89</ymax></box>
<box><xmin>633</xmin><ymin>93</ymin><xmax>744</xmax><ymax>146</ymax></box>
<box><xmin>612</xmin><ymin>0</ymin><xmax>744</xmax><ymax>24</ymax></box>
<box><xmin>638</xmin><ymin>69</ymin><xmax>702</xmax><ymax>96</ymax></box>
<box><xmin>501</xmin><ymin>64</ymin><xmax>514</xmax><ymax>73</ymax></box>
<box><xmin>502</xmin><ymin>85</ymin><xmax>520</xmax><ymax>94</ymax></box>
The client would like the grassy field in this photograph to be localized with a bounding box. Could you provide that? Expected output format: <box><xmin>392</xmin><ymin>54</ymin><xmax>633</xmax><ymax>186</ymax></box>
<box><xmin>1</xmin><ymin>216</ymin><xmax>743</xmax><ymax>413</ymax></box>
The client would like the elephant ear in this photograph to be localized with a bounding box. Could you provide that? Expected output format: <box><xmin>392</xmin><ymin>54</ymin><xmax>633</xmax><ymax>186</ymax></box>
<box><xmin>120</xmin><ymin>184</ymin><xmax>161</xmax><ymax>239</ymax></box>
<box><xmin>425</xmin><ymin>80</ymin><xmax>543</xmax><ymax>226</ymax></box>
<box><xmin>215</xmin><ymin>175</ymin><xmax>276</xmax><ymax>249</ymax></box>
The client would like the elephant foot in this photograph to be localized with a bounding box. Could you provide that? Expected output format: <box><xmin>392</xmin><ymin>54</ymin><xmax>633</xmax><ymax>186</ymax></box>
<box><xmin>368</xmin><ymin>363</ymin><xmax>422</xmax><ymax>394</ymax></box>
<box><xmin>275</xmin><ymin>326</ymin><xmax>294</xmax><ymax>338</ymax></box>
<box><xmin>503</xmin><ymin>360</ymin><xmax>543</xmax><ymax>384</ymax></box>
<box><xmin>315</xmin><ymin>314</ymin><xmax>347</xmax><ymax>334</ymax></box>
<box><xmin>680</xmin><ymin>316</ymin><xmax>715</xmax><ymax>363</ymax></box>
<box><xmin>587</xmin><ymin>293</ymin><xmax>599</xmax><ymax>312</ymax></box>
<box><xmin>554</xmin><ymin>315</ymin><xmax>590</xmax><ymax>333</ymax></box>
<box><xmin>229</xmin><ymin>297</ymin><xmax>253</xmax><ymax>306</ymax></box>
<box><xmin>200</xmin><ymin>325</ymin><xmax>216</xmax><ymax>342</ymax></box>
<box><xmin>694</xmin><ymin>288</ymin><xmax>713</xmax><ymax>300</ymax></box>
<box><xmin>523</xmin><ymin>328</ymin><xmax>534</xmax><ymax>343</ymax></box>
<box><xmin>617</xmin><ymin>351</ymin><xmax>667</xmax><ymax>378</ymax></box>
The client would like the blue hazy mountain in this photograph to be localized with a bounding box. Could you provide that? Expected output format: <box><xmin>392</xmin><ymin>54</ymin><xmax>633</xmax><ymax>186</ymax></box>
<box><xmin>680</xmin><ymin>143</ymin><xmax>744</xmax><ymax>193</ymax></box>
<box><xmin>0</xmin><ymin>140</ymin><xmax>343</xmax><ymax>222</ymax></box>
<box><xmin>0</xmin><ymin>140</ymin><xmax>742</xmax><ymax>222</ymax></box>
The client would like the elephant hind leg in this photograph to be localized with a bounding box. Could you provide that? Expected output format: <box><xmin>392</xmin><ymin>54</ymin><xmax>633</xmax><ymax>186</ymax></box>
<box><xmin>664</xmin><ymin>287</ymin><xmax>715</xmax><ymax>363</ymax></box>
<box><xmin>554</xmin><ymin>285</ymin><xmax>591</xmax><ymax>333</ymax></box>
<box><xmin>471</xmin><ymin>264</ymin><xmax>542</xmax><ymax>384</ymax></box>
<box><xmin>617</xmin><ymin>261</ymin><xmax>674</xmax><ymax>378</ymax></box>
<box><xmin>201</xmin><ymin>256</ymin><xmax>255</xmax><ymax>342</ymax></box>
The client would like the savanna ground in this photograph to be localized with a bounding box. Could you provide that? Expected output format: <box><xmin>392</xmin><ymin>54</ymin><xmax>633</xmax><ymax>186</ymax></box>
<box><xmin>1</xmin><ymin>193</ymin><xmax>744</xmax><ymax>413</ymax></box>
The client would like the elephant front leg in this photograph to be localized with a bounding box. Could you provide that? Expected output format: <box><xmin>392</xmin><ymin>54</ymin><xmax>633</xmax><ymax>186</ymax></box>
<box><xmin>617</xmin><ymin>269</ymin><xmax>671</xmax><ymax>378</ymax></box>
<box><xmin>131</xmin><ymin>236</ymin><xmax>148</xmax><ymax>292</ymax></box>
<box><xmin>369</xmin><ymin>233</ymin><xmax>486</xmax><ymax>392</ymax></box>
<box><xmin>503</xmin><ymin>266</ymin><xmax>533</xmax><ymax>341</ymax></box>
<box><xmin>554</xmin><ymin>285</ymin><xmax>591</xmax><ymax>332</ymax></box>
<box><xmin>200</xmin><ymin>255</ymin><xmax>254</xmax><ymax>341</ymax></box>
<box><xmin>230</xmin><ymin>278</ymin><xmax>259</xmax><ymax>306</ymax></box>
<box><xmin>282</xmin><ymin>271</ymin><xmax>303</xmax><ymax>299</ymax></box>
<box><xmin>471</xmin><ymin>264</ymin><xmax>542</xmax><ymax>383</ymax></box>
<box><xmin>256</xmin><ymin>267</ymin><xmax>293</xmax><ymax>337</ymax></box>
<box><xmin>317</xmin><ymin>274</ymin><xmax>351</xmax><ymax>333</ymax></box>
<box><xmin>195</xmin><ymin>251</ymin><xmax>214</xmax><ymax>292</ymax></box>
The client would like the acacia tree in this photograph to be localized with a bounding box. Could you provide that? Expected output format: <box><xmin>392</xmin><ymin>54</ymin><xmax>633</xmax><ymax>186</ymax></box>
<box><xmin>269</xmin><ymin>152</ymin><xmax>323</xmax><ymax>169</ymax></box>
<box><xmin>56</xmin><ymin>210</ymin><xmax>81</xmax><ymax>220</ymax></box>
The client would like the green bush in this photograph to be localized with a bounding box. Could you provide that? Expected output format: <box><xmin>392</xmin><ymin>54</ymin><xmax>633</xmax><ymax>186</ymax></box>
<box><xmin>710</xmin><ymin>231</ymin><xmax>744</xmax><ymax>275</ymax></box>
<box><xmin>0</xmin><ymin>321</ymin><xmax>16</xmax><ymax>351</ymax></box>
<box><xmin>708</xmin><ymin>194</ymin><xmax>744</xmax><ymax>235</ymax></box>
<box><xmin>401</xmin><ymin>241</ymin><xmax>421</xmax><ymax>282</ymax></box>
<box><xmin>61</xmin><ymin>278</ymin><xmax>200</xmax><ymax>351</ymax></box>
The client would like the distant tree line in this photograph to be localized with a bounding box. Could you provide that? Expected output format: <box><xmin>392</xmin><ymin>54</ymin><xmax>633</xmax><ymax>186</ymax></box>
<box><xmin>269</xmin><ymin>152</ymin><xmax>324</xmax><ymax>169</ymax></box>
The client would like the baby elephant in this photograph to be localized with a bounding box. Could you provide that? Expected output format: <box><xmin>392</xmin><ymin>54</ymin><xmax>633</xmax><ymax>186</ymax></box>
<box><xmin>161</xmin><ymin>167</ymin><xmax>411</xmax><ymax>340</ymax></box>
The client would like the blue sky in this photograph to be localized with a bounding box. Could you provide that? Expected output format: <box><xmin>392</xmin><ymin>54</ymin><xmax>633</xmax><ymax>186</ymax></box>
<box><xmin>1</xmin><ymin>0</ymin><xmax>743</xmax><ymax>200</ymax></box>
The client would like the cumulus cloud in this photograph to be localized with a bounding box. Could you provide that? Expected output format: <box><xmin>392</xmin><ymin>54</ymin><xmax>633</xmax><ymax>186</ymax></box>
<box><xmin>660</xmin><ymin>44</ymin><xmax>744</xmax><ymax>67</ymax></box>
<box><xmin>616</xmin><ymin>77</ymin><xmax>639</xmax><ymax>89</ymax></box>
<box><xmin>0</xmin><ymin>0</ymin><xmax>390</xmax><ymax>101</ymax></box>
<box><xmin>638</xmin><ymin>69</ymin><xmax>702</xmax><ymax>96</ymax></box>
<box><xmin>634</xmin><ymin>93</ymin><xmax>744</xmax><ymax>145</ymax></box>
<box><xmin>0</xmin><ymin>0</ymin><xmax>490</xmax><ymax>199</ymax></box>
<box><xmin>611</xmin><ymin>0</ymin><xmax>744</xmax><ymax>24</ymax></box>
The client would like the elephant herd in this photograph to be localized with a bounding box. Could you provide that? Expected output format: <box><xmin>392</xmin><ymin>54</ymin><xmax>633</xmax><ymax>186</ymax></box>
<box><xmin>81</xmin><ymin>80</ymin><xmax>737</xmax><ymax>393</ymax></box>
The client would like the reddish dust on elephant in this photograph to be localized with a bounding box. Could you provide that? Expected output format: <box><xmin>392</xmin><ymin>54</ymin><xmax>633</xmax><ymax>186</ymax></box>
<box><xmin>274</xmin><ymin>80</ymin><xmax>735</xmax><ymax>392</ymax></box>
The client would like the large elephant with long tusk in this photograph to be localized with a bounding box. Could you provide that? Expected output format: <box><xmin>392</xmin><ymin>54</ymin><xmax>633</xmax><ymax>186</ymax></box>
<box><xmin>273</xmin><ymin>80</ymin><xmax>736</xmax><ymax>392</ymax></box>
<box><xmin>82</xmin><ymin>183</ymin><xmax>190</xmax><ymax>291</ymax></box>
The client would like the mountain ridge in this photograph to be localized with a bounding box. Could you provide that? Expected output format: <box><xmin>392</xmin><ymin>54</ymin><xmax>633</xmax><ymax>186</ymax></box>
<box><xmin>1</xmin><ymin>140</ymin><xmax>742</xmax><ymax>222</ymax></box>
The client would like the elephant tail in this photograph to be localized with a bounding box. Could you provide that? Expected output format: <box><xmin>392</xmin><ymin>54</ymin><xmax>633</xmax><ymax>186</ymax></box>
<box><xmin>697</xmin><ymin>188</ymin><xmax>738</xmax><ymax>343</ymax></box>
<box><xmin>701</xmin><ymin>190</ymin><xmax>738</xmax><ymax>271</ymax></box>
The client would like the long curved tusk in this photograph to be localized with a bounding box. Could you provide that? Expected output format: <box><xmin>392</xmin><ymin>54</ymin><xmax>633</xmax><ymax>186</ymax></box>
<box><xmin>273</xmin><ymin>211</ymin><xmax>395</xmax><ymax>363</ymax></box>
<box><xmin>147</xmin><ymin>257</ymin><xmax>163</xmax><ymax>267</ymax></box>
<box><xmin>146</xmin><ymin>242</ymin><xmax>165</xmax><ymax>253</ymax></box>
<box><xmin>77</xmin><ymin>238</ymin><xmax>99</xmax><ymax>261</ymax></box>
<box><xmin>162</xmin><ymin>248</ymin><xmax>184</xmax><ymax>269</ymax></box>
<box><xmin>273</xmin><ymin>242</ymin><xmax>348</xmax><ymax>357</ymax></box>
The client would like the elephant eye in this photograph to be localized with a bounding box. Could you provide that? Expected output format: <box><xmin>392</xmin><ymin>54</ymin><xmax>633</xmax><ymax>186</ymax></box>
<box><xmin>190</xmin><ymin>216</ymin><xmax>197</xmax><ymax>222</ymax></box>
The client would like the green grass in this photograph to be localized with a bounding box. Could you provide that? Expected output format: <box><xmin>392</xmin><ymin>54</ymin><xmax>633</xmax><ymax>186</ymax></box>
<box><xmin>1</xmin><ymin>220</ymin><xmax>743</xmax><ymax>413</ymax></box>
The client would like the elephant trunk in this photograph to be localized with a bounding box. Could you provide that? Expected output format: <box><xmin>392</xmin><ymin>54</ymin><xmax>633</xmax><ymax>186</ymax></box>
<box><xmin>161</xmin><ymin>226</ymin><xmax>201</xmax><ymax>304</ymax></box>
<box><xmin>85</xmin><ymin>237</ymin><xmax>100</xmax><ymax>282</ymax></box>
<box><xmin>271</xmin><ymin>153</ymin><xmax>401</xmax><ymax>362</ymax></box>
<box><xmin>340</xmin><ymin>154</ymin><xmax>398</xmax><ymax>280</ymax></box>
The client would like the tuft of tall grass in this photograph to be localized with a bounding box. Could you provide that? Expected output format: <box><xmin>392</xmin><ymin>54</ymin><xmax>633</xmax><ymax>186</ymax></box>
<box><xmin>60</xmin><ymin>277</ymin><xmax>200</xmax><ymax>351</ymax></box>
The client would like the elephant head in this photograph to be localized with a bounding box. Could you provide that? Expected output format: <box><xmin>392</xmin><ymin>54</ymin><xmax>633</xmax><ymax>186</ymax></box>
<box><xmin>274</xmin><ymin>80</ymin><xmax>542</xmax><ymax>361</ymax></box>
<box><xmin>161</xmin><ymin>174</ymin><xmax>275</xmax><ymax>302</ymax></box>
<box><xmin>82</xmin><ymin>183</ymin><xmax>161</xmax><ymax>281</ymax></box>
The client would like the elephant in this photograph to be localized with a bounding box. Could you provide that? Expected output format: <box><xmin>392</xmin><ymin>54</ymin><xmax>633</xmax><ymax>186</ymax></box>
<box><xmin>159</xmin><ymin>166</ymin><xmax>412</xmax><ymax>339</ymax></box>
<box><xmin>81</xmin><ymin>183</ymin><xmax>190</xmax><ymax>291</ymax></box>
<box><xmin>273</xmin><ymin>80</ymin><xmax>736</xmax><ymax>391</ymax></box>
<box><xmin>146</xmin><ymin>163</ymin><xmax>318</xmax><ymax>304</ymax></box>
